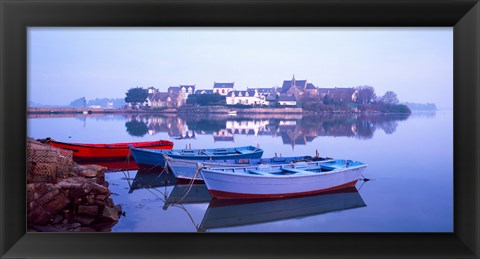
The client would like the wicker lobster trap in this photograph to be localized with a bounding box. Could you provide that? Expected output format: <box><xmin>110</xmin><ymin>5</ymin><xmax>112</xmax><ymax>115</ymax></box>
<box><xmin>27</xmin><ymin>138</ymin><xmax>74</xmax><ymax>183</ymax></box>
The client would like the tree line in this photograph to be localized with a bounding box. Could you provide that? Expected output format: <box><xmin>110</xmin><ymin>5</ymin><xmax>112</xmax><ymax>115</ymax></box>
<box><xmin>112</xmin><ymin>85</ymin><xmax>412</xmax><ymax>114</ymax></box>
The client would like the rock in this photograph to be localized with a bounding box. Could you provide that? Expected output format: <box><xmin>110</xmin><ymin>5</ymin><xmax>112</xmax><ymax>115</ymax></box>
<box><xmin>27</xmin><ymin>184</ymin><xmax>37</xmax><ymax>202</ymax></box>
<box><xmin>86</xmin><ymin>182</ymin><xmax>110</xmax><ymax>195</ymax></box>
<box><xmin>62</xmin><ymin>179</ymin><xmax>109</xmax><ymax>196</ymax></box>
<box><xmin>52</xmin><ymin>224</ymin><xmax>70</xmax><ymax>232</ymax></box>
<box><xmin>32</xmin><ymin>191</ymin><xmax>43</xmax><ymax>201</ymax></box>
<box><xmin>56</xmin><ymin>178</ymin><xmax>86</xmax><ymax>190</ymax></box>
<box><xmin>73</xmin><ymin>164</ymin><xmax>106</xmax><ymax>178</ymax></box>
<box><xmin>105</xmin><ymin>198</ymin><xmax>114</xmax><ymax>207</ymax></box>
<box><xmin>37</xmin><ymin>189</ymin><xmax>60</xmax><ymax>205</ymax></box>
<box><xmin>78</xmin><ymin>205</ymin><xmax>98</xmax><ymax>216</ymax></box>
<box><xmin>26</xmin><ymin>142</ymin><xmax>123</xmax><ymax>233</ymax></box>
<box><xmin>68</xmin><ymin>187</ymin><xmax>89</xmax><ymax>198</ymax></box>
<box><xmin>70</xmin><ymin>222</ymin><xmax>82</xmax><ymax>228</ymax></box>
<box><xmin>93</xmin><ymin>221</ymin><xmax>117</xmax><ymax>232</ymax></box>
<box><xmin>73</xmin><ymin>215</ymin><xmax>96</xmax><ymax>226</ymax></box>
<box><xmin>98</xmin><ymin>206</ymin><xmax>119</xmax><ymax>222</ymax></box>
<box><xmin>78</xmin><ymin>169</ymin><xmax>100</xmax><ymax>178</ymax></box>
<box><xmin>31</xmin><ymin>224</ymin><xmax>62</xmax><ymax>232</ymax></box>
<box><xmin>28</xmin><ymin>206</ymin><xmax>53</xmax><ymax>225</ymax></box>
<box><xmin>28</xmin><ymin>201</ymin><xmax>36</xmax><ymax>210</ymax></box>
<box><xmin>27</xmin><ymin>183</ymin><xmax>36</xmax><ymax>192</ymax></box>
<box><xmin>85</xmin><ymin>177</ymin><xmax>98</xmax><ymax>183</ymax></box>
<box><xmin>36</xmin><ymin>184</ymin><xmax>54</xmax><ymax>196</ymax></box>
<box><xmin>95</xmin><ymin>194</ymin><xmax>107</xmax><ymax>200</ymax></box>
<box><xmin>96</xmin><ymin>174</ymin><xmax>105</xmax><ymax>185</ymax></box>
<box><xmin>81</xmin><ymin>164</ymin><xmax>107</xmax><ymax>171</ymax></box>
<box><xmin>59</xmin><ymin>179</ymin><xmax>92</xmax><ymax>198</ymax></box>
<box><xmin>54</xmin><ymin>222</ymin><xmax>73</xmax><ymax>229</ymax></box>
<box><xmin>73</xmin><ymin>197</ymin><xmax>83</xmax><ymax>206</ymax></box>
<box><xmin>52</xmin><ymin>214</ymin><xmax>64</xmax><ymax>224</ymax></box>
<box><xmin>114</xmin><ymin>204</ymin><xmax>123</xmax><ymax>216</ymax></box>
<box><xmin>85</xmin><ymin>194</ymin><xmax>95</xmax><ymax>205</ymax></box>
<box><xmin>43</xmin><ymin>192</ymin><xmax>71</xmax><ymax>213</ymax></box>
<box><xmin>86</xmin><ymin>176</ymin><xmax>105</xmax><ymax>185</ymax></box>
<box><xmin>94</xmin><ymin>200</ymin><xmax>106</xmax><ymax>207</ymax></box>
<box><xmin>72</xmin><ymin>227</ymin><xmax>96</xmax><ymax>232</ymax></box>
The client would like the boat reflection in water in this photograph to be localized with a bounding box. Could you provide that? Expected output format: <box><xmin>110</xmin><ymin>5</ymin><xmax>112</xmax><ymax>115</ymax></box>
<box><xmin>124</xmin><ymin>167</ymin><xmax>367</xmax><ymax>232</ymax></box>
<box><xmin>127</xmin><ymin>168</ymin><xmax>211</xmax><ymax>206</ymax></box>
<box><xmin>199</xmin><ymin>187</ymin><xmax>366</xmax><ymax>232</ymax></box>
<box><xmin>128</xmin><ymin>168</ymin><xmax>177</xmax><ymax>193</ymax></box>
<box><xmin>78</xmin><ymin>159</ymin><xmax>140</xmax><ymax>172</ymax></box>
<box><xmin>163</xmin><ymin>184</ymin><xmax>211</xmax><ymax>210</ymax></box>
<box><xmin>126</xmin><ymin>169</ymin><xmax>211</xmax><ymax>231</ymax></box>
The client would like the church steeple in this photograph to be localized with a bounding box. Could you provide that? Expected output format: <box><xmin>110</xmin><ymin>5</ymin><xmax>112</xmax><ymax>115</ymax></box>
<box><xmin>292</xmin><ymin>74</ymin><xmax>296</xmax><ymax>87</ymax></box>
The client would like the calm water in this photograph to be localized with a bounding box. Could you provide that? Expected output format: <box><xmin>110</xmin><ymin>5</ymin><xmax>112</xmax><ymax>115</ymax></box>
<box><xmin>27</xmin><ymin>111</ymin><xmax>453</xmax><ymax>232</ymax></box>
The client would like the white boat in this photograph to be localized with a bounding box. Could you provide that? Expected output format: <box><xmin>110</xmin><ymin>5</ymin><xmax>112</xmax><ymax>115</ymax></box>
<box><xmin>166</xmin><ymin>155</ymin><xmax>328</xmax><ymax>182</ymax></box>
<box><xmin>200</xmin><ymin>160</ymin><xmax>367</xmax><ymax>199</ymax></box>
<box><xmin>227</xmin><ymin>110</ymin><xmax>237</xmax><ymax>116</ymax></box>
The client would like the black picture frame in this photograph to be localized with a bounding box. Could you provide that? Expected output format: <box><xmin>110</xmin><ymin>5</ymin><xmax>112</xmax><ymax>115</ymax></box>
<box><xmin>1</xmin><ymin>0</ymin><xmax>479</xmax><ymax>258</ymax></box>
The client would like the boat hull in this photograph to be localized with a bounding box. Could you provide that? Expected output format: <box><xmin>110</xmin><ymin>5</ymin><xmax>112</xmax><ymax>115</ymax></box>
<box><xmin>201</xmin><ymin>163</ymin><xmax>366</xmax><ymax>199</ymax></box>
<box><xmin>167</xmin><ymin>156</ymin><xmax>318</xmax><ymax>181</ymax></box>
<box><xmin>48</xmin><ymin>139</ymin><xmax>174</xmax><ymax>162</ymax></box>
<box><xmin>131</xmin><ymin>146</ymin><xmax>264</xmax><ymax>168</ymax></box>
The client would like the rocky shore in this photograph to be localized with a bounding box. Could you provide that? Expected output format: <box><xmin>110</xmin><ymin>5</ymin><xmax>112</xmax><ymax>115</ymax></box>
<box><xmin>27</xmin><ymin>139</ymin><xmax>122</xmax><ymax>232</ymax></box>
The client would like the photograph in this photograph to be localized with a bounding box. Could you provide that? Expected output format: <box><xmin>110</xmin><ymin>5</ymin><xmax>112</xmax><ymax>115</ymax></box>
<box><xmin>26</xmin><ymin>27</ymin><xmax>453</xmax><ymax>233</ymax></box>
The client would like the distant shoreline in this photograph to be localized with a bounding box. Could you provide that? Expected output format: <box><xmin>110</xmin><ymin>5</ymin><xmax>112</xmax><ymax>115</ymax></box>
<box><xmin>27</xmin><ymin>106</ymin><xmax>418</xmax><ymax>115</ymax></box>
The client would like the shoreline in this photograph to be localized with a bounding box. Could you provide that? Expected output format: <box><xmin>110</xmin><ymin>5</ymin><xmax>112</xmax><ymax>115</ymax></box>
<box><xmin>27</xmin><ymin>106</ymin><xmax>415</xmax><ymax>115</ymax></box>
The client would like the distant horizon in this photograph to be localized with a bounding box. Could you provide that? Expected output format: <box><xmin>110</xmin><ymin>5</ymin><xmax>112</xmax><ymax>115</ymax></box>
<box><xmin>28</xmin><ymin>27</ymin><xmax>453</xmax><ymax>109</ymax></box>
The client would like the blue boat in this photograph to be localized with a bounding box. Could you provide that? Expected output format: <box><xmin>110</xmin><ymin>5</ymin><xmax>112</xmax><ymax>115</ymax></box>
<box><xmin>130</xmin><ymin>145</ymin><xmax>264</xmax><ymax>168</ymax></box>
<box><xmin>166</xmin><ymin>155</ymin><xmax>331</xmax><ymax>181</ymax></box>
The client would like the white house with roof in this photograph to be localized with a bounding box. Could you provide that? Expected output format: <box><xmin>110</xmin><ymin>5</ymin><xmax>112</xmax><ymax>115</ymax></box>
<box><xmin>226</xmin><ymin>119</ymin><xmax>270</xmax><ymax>136</ymax></box>
<box><xmin>226</xmin><ymin>90</ymin><xmax>265</xmax><ymax>105</ymax></box>
<box><xmin>179</xmin><ymin>85</ymin><xmax>195</xmax><ymax>94</ymax></box>
<box><xmin>278</xmin><ymin>95</ymin><xmax>297</xmax><ymax>106</ymax></box>
<box><xmin>194</xmin><ymin>89</ymin><xmax>213</xmax><ymax>95</ymax></box>
<box><xmin>213</xmin><ymin>82</ymin><xmax>235</xmax><ymax>96</ymax></box>
<box><xmin>168</xmin><ymin>84</ymin><xmax>195</xmax><ymax>105</ymax></box>
<box><xmin>146</xmin><ymin>87</ymin><xmax>183</xmax><ymax>108</ymax></box>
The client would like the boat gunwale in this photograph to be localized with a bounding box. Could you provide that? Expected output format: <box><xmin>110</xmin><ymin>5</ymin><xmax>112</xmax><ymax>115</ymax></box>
<box><xmin>165</xmin><ymin>155</ymin><xmax>317</xmax><ymax>166</ymax></box>
<box><xmin>132</xmin><ymin>145</ymin><xmax>263</xmax><ymax>158</ymax></box>
<box><xmin>49</xmin><ymin>139</ymin><xmax>174</xmax><ymax>149</ymax></box>
<box><xmin>200</xmin><ymin>161</ymin><xmax>367</xmax><ymax>179</ymax></box>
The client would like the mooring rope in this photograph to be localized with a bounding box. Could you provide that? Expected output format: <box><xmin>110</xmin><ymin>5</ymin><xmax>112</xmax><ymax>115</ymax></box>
<box><xmin>144</xmin><ymin>155</ymin><xmax>172</xmax><ymax>187</ymax></box>
<box><xmin>171</xmin><ymin>203</ymin><xmax>201</xmax><ymax>232</ymax></box>
<box><xmin>175</xmin><ymin>164</ymin><xmax>207</xmax><ymax>204</ymax></box>
<box><xmin>357</xmin><ymin>174</ymin><xmax>373</xmax><ymax>192</ymax></box>
<box><xmin>120</xmin><ymin>149</ymin><xmax>134</xmax><ymax>188</ymax></box>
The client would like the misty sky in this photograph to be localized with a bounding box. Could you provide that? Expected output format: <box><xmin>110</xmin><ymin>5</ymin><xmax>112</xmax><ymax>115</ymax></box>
<box><xmin>28</xmin><ymin>27</ymin><xmax>453</xmax><ymax>109</ymax></box>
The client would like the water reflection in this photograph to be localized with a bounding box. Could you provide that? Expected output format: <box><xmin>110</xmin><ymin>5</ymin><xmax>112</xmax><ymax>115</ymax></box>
<box><xmin>123</xmin><ymin>168</ymin><xmax>367</xmax><ymax>232</ymax></box>
<box><xmin>77</xmin><ymin>160</ymin><xmax>139</xmax><ymax>172</ymax></box>
<box><xmin>124</xmin><ymin>113</ymin><xmax>410</xmax><ymax>147</ymax></box>
<box><xmin>125</xmin><ymin>119</ymin><xmax>149</xmax><ymax>137</ymax></box>
<box><xmin>163</xmin><ymin>184</ymin><xmax>211</xmax><ymax>209</ymax></box>
<box><xmin>199</xmin><ymin>187</ymin><xmax>366</xmax><ymax>232</ymax></box>
<box><xmin>128</xmin><ymin>168</ymin><xmax>177</xmax><ymax>193</ymax></box>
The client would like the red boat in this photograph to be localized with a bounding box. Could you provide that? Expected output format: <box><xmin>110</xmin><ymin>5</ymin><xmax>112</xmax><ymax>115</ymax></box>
<box><xmin>42</xmin><ymin>138</ymin><xmax>174</xmax><ymax>162</ymax></box>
